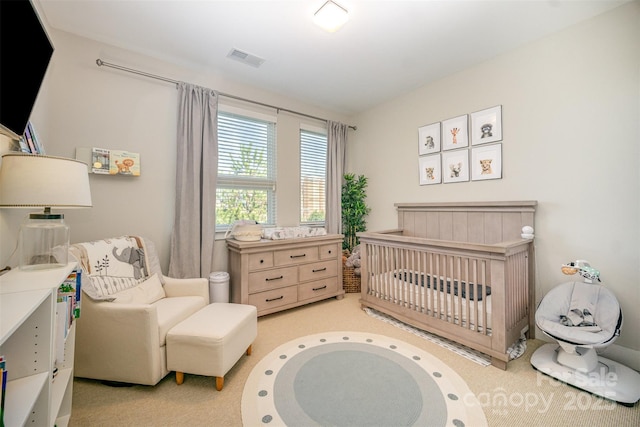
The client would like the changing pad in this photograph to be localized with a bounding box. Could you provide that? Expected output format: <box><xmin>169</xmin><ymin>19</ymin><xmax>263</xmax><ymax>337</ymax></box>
<box><xmin>263</xmin><ymin>226</ymin><xmax>327</xmax><ymax>240</ymax></box>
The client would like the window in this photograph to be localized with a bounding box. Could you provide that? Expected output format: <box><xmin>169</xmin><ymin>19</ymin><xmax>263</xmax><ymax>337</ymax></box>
<box><xmin>216</xmin><ymin>110</ymin><xmax>276</xmax><ymax>229</ymax></box>
<box><xmin>300</xmin><ymin>127</ymin><xmax>327</xmax><ymax>224</ymax></box>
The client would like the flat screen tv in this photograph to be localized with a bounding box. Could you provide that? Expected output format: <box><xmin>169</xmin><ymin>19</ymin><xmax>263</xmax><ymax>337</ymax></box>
<box><xmin>0</xmin><ymin>0</ymin><xmax>54</xmax><ymax>140</ymax></box>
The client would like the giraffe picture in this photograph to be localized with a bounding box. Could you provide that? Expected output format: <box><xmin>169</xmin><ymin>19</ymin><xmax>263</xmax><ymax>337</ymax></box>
<box><xmin>442</xmin><ymin>114</ymin><xmax>469</xmax><ymax>151</ymax></box>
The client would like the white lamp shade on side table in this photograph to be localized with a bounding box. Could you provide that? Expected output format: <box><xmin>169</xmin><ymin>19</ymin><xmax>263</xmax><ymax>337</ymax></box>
<box><xmin>0</xmin><ymin>153</ymin><xmax>92</xmax><ymax>270</ymax></box>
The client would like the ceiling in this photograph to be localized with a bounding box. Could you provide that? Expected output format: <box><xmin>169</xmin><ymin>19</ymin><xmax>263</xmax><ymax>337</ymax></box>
<box><xmin>36</xmin><ymin>0</ymin><xmax>628</xmax><ymax>115</ymax></box>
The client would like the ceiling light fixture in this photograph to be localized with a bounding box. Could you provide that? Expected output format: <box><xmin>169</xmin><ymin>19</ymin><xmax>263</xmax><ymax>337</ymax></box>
<box><xmin>313</xmin><ymin>0</ymin><xmax>349</xmax><ymax>33</ymax></box>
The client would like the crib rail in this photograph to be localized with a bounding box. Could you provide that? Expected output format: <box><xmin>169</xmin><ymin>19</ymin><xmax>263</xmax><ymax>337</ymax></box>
<box><xmin>358</xmin><ymin>230</ymin><xmax>532</xmax><ymax>368</ymax></box>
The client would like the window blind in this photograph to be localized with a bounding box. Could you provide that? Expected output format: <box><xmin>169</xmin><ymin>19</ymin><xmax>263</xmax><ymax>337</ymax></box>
<box><xmin>300</xmin><ymin>128</ymin><xmax>327</xmax><ymax>224</ymax></box>
<box><xmin>216</xmin><ymin>111</ymin><xmax>276</xmax><ymax>227</ymax></box>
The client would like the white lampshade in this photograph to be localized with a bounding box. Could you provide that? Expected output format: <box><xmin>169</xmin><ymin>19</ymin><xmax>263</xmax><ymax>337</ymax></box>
<box><xmin>0</xmin><ymin>153</ymin><xmax>92</xmax><ymax>209</ymax></box>
<box><xmin>0</xmin><ymin>153</ymin><xmax>92</xmax><ymax>270</ymax></box>
<box><xmin>313</xmin><ymin>0</ymin><xmax>349</xmax><ymax>33</ymax></box>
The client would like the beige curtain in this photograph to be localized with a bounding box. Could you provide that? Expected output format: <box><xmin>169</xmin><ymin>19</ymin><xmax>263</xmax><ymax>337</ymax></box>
<box><xmin>325</xmin><ymin>121</ymin><xmax>348</xmax><ymax>235</ymax></box>
<box><xmin>168</xmin><ymin>83</ymin><xmax>218</xmax><ymax>278</ymax></box>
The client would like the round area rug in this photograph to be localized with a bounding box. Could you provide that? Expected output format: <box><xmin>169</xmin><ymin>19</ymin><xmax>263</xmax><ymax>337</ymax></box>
<box><xmin>242</xmin><ymin>331</ymin><xmax>487</xmax><ymax>426</ymax></box>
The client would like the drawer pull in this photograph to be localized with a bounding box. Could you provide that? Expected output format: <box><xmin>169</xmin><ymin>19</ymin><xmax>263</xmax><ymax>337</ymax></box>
<box><xmin>290</xmin><ymin>254</ymin><xmax>306</xmax><ymax>259</ymax></box>
<box><xmin>265</xmin><ymin>275</ymin><xmax>284</xmax><ymax>281</ymax></box>
<box><xmin>266</xmin><ymin>296</ymin><xmax>284</xmax><ymax>302</ymax></box>
<box><xmin>312</xmin><ymin>285</ymin><xmax>327</xmax><ymax>291</ymax></box>
<box><xmin>312</xmin><ymin>267</ymin><xmax>327</xmax><ymax>273</ymax></box>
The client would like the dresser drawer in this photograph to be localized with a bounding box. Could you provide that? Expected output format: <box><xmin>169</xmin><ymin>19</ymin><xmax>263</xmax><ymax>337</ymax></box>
<box><xmin>298</xmin><ymin>278</ymin><xmax>338</xmax><ymax>301</ymax></box>
<box><xmin>249</xmin><ymin>285</ymin><xmax>298</xmax><ymax>312</ymax></box>
<box><xmin>249</xmin><ymin>266</ymin><xmax>297</xmax><ymax>293</ymax></box>
<box><xmin>248</xmin><ymin>252</ymin><xmax>273</xmax><ymax>271</ymax></box>
<box><xmin>298</xmin><ymin>260</ymin><xmax>337</xmax><ymax>282</ymax></box>
<box><xmin>319</xmin><ymin>243</ymin><xmax>340</xmax><ymax>260</ymax></box>
<box><xmin>274</xmin><ymin>246</ymin><xmax>319</xmax><ymax>266</ymax></box>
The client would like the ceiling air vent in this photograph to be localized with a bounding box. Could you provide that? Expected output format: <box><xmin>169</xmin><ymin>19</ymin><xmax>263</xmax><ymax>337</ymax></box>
<box><xmin>227</xmin><ymin>48</ymin><xmax>265</xmax><ymax>68</ymax></box>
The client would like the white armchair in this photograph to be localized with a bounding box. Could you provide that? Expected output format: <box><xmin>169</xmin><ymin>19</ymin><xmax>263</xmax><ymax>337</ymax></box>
<box><xmin>70</xmin><ymin>236</ymin><xmax>209</xmax><ymax>386</ymax></box>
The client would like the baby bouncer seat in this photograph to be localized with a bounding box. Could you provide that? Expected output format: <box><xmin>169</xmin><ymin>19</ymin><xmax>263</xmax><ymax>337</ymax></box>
<box><xmin>531</xmin><ymin>261</ymin><xmax>640</xmax><ymax>405</ymax></box>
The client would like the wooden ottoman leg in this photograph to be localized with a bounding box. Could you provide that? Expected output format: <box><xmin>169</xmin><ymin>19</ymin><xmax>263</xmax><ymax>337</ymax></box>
<box><xmin>215</xmin><ymin>376</ymin><xmax>224</xmax><ymax>391</ymax></box>
<box><xmin>246</xmin><ymin>344</ymin><xmax>253</xmax><ymax>356</ymax></box>
<box><xmin>176</xmin><ymin>371</ymin><xmax>184</xmax><ymax>385</ymax></box>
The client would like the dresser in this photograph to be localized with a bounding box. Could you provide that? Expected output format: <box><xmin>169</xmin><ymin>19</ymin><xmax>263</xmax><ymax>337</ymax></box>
<box><xmin>227</xmin><ymin>234</ymin><xmax>344</xmax><ymax>316</ymax></box>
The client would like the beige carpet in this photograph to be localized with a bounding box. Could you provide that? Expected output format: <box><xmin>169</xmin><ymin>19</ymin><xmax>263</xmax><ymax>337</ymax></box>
<box><xmin>69</xmin><ymin>293</ymin><xmax>640</xmax><ymax>426</ymax></box>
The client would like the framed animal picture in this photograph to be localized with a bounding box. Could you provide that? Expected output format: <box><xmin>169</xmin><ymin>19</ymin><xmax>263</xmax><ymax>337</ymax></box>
<box><xmin>418</xmin><ymin>122</ymin><xmax>441</xmax><ymax>155</ymax></box>
<box><xmin>470</xmin><ymin>105</ymin><xmax>502</xmax><ymax>145</ymax></box>
<box><xmin>418</xmin><ymin>153</ymin><xmax>441</xmax><ymax>185</ymax></box>
<box><xmin>471</xmin><ymin>144</ymin><xmax>502</xmax><ymax>181</ymax></box>
<box><xmin>442</xmin><ymin>114</ymin><xmax>468</xmax><ymax>151</ymax></box>
<box><xmin>442</xmin><ymin>149</ymin><xmax>469</xmax><ymax>183</ymax></box>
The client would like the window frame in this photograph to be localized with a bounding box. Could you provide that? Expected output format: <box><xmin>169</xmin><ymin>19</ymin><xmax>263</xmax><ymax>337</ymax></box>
<box><xmin>216</xmin><ymin>105</ymin><xmax>277</xmax><ymax>232</ymax></box>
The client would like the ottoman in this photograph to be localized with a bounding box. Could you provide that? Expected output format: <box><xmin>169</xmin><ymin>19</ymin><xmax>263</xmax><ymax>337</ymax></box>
<box><xmin>166</xmin><ymin>302</ymin><xmax>257</xmax><ymax>390</ymax></box>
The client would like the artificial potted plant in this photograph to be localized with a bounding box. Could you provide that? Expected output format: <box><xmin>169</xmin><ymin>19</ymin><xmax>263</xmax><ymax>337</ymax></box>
<box><xmin>341</xmin><ymin>173</ymin><xmax>371</xmax><ymax>252</ymax></box>
<box><xmin>341</xmin><ymin>173</ymin><xmax>371</xmax><ymax>292</ymax></box>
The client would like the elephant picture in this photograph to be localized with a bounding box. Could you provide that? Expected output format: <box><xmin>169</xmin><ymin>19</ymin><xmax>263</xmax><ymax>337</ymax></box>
<box><xmin>112</xmin><ymin>246</ymin><xmax>146</xmax><ymax>279</ymax></box>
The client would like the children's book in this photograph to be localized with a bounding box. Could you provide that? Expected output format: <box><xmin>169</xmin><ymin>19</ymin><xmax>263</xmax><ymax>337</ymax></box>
<box><xmin>0</xmin><ymin>354</ymin><xmax>6</xmax><ymax>427</ymax></box>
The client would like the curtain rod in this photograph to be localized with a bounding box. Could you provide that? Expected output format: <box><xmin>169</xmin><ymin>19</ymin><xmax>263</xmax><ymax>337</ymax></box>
<box><xmin>95</xmin><ymin>59</ymin><xmax>356</xmax><ymax>130</ymax></box>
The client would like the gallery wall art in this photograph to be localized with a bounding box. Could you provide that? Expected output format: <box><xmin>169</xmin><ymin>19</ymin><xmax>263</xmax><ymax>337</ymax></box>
<box><xmin>470</xmin><ymin>106</ymin><xmax>502</xmax><ymax>145</ymax></box>
<box><xmin>418</xmin><ymin>122</ymin><xmax>441</xmax><ymax>155</ymax></box>
<box><xmin>418</xmin><ymin>154</ymin><xmax>441</xmax><ymax>185</ymax></box>
<box><xmin>417</xmin><ymin>106</ymin><xmax>502</xmax><ymax>185</ymax></box>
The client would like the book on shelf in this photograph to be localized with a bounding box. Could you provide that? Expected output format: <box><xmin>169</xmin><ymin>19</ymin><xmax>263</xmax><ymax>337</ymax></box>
<box><xmin>17</xmin><ymin>137</ymin><xmax>30</xmax><ymax>153</ymax></box>
<box><xmin>54</xmin><ymin>268</ymin><xmax>83</xmax><ymax>366</ymax></box>
<box><xmin>58</xmin><ymin>268</ymin><xmax>82</xmax><ymax>320</ymax></box>
<box><xmin>27</xmin><ymin>121</ymin><xmax>45</xmax><ymax>154</ymax></box>
<box><xmin>19</xmin><ymin>121</ymin><xmax>46</xmax><ymax>154</ymax></box>
<box><xmin>1</xmin><ymin>354</ymin><xmax>6</xmax><ymax>427</ymax></box>
<box><xmin>23</xmin><ymin>125</ymin><xmax>36</xmax><ymax>153</ymax></box>
<box><xmin>55</xmin><ymin>302</ymin><xmax>67</xmax><ymax>365</ymax></box>
<box><xmin>91</xmin><ymin>147</ymin><xmax>111</xmax><ymax>174</ymax></box>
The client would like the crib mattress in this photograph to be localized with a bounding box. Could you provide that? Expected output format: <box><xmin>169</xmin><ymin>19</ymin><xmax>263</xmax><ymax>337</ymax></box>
<box><xmin>368</xmin><ymin>271</ymin><xmax>492</xmax><ymax>331</ymax></box>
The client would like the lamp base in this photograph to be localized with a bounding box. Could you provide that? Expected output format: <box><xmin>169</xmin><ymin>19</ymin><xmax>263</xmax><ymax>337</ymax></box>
<box><xmin>19</xmin><ymin>212</ymin><xmax>70</xmax><ymax>271</ymax></box>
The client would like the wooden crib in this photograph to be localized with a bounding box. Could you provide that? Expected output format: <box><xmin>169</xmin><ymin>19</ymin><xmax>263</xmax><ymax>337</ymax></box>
<box><xmin>358</xmin><ymin>201</ymin><xmax>536</xmax><ymax>369</ymax></box>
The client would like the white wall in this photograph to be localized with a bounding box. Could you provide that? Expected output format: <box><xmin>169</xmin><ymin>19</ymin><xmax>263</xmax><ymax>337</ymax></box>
<box><xmin>0</xmin><ymin>30</ymin><xmax>351</xmax><ymax>275</ymax></box>
<box><xmin>349</xmin><ymin>2</ymin><xmax>640</xmax><ymax>362</ymax></box>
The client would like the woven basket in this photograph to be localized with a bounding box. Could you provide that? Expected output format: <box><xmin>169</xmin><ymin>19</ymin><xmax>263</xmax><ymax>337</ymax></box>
<box><xmin>342</xmin><ymin>252</ymin><xmax>361</xmax><ymax>293</ymax></box>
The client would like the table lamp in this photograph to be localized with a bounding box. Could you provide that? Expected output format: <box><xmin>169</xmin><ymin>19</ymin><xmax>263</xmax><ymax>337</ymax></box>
<box><xmin>0</xmin><ymin>153</ymin><xmax>92</xmax><ymax>270</ymax></box>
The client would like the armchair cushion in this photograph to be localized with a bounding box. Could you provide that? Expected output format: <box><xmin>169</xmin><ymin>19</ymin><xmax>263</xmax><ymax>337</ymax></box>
<box><xmin>111</xmin><ymin>274</ymin><xmax>166</xmax><ymax>305</ymax></box>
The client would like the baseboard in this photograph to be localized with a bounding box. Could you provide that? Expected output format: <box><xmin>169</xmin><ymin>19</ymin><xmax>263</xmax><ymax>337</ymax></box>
<box><xmin>598</xmin><ymin>344</ymin><xmax>640</xmax><ymax>372</ymax></box>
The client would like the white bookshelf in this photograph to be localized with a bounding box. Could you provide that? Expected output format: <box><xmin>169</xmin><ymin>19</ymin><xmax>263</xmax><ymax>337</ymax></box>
<box><xmin>0</xmin><ymin>262</ymin><xmax>77</xmax><ymax>427</ymax></box>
